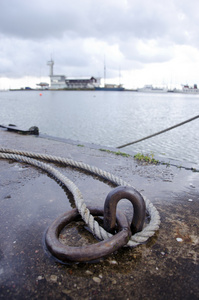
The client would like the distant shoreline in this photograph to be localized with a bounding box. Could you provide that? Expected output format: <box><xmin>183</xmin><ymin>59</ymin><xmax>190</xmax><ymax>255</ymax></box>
<box><xmin>9</xmin><ymin>88</ymin><xmax>138</xmax><ymax>92</ymax></box>
<box><xmin>7</xmin><ymin>88</ymin><xmax>199</xmax><ymax>94</ymax></box>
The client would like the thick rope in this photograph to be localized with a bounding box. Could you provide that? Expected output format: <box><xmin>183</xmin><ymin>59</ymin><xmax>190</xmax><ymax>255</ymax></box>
<box><xmin>0</xmin><ymin>147</ymin><xmax>160</xmax><ymax>247</ymax></box>
<box><xmin>117</xmin><ymin>114</ymin><xmax>199</xmax><ymax>148</ymax></box>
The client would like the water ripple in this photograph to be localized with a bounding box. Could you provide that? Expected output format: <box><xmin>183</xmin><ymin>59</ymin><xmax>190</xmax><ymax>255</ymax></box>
<box><xmin>0</xmin><ymin>90</ymin><xmax>199</xmax><ymax>164</ymax></box>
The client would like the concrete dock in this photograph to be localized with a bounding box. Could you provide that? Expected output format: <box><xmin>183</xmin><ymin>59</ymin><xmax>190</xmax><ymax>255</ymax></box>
<box><xmin>0</xmin><ymin>129</ymin><xmax>198</xmax><ymax>299</ymax></box>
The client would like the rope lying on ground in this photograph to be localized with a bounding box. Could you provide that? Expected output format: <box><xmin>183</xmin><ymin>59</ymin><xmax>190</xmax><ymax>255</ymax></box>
<box><xmin>0</xmin><ymin>147</ymin><xmax>160</xmax><ymax>247</ymax></box>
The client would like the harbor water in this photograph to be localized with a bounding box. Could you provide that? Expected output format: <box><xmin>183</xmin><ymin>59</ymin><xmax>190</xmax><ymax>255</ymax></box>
<box><xmin>0</xmin><ymin>90</ymin><xmax>199</xmax><ymax>164</ymax></box>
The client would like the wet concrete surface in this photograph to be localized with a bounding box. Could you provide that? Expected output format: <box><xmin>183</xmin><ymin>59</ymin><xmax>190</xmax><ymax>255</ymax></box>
<box><xmin>0</xmin><ymin>130</ymin><xmax>198</xmax><ymax>299</ymax></box>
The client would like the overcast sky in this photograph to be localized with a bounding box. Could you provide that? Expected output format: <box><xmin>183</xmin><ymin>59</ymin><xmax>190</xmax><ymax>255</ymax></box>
<box><xmin>1</xmin><ymin>0</ymin><xmax>199</xmax><ymax>89</ymax></box>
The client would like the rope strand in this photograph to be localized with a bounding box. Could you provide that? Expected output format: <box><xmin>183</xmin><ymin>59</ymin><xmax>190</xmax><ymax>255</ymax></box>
<box><xmin>0</xmin><ymin>148</ymin><xmax>160</xmax><ymax>247</ymax></box>
<box><xmin>117</xmin><ymin>114</ymin><xmax>199</xmax><ymax>148</ymax></box>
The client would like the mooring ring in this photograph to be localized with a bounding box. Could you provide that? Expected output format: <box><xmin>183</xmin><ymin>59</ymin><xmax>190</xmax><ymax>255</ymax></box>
<box><xmin>103</xmin><ymin>186</ymin><xmax>146</xmax><ymax>234</ymax></box>
<box><xmin>45</xmin><ymin>207</ymin><xmax>131</xmax><ymax>262</ymax></box>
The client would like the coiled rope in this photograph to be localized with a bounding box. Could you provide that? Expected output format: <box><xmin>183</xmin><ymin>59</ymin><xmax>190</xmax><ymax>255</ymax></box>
<box><xmin>0</xmin><ymin>147</ymin><xmax>160</xmax><ymax>247</ymax></box>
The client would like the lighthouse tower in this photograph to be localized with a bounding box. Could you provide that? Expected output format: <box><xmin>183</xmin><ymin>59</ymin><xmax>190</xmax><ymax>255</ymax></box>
<box><xmin>47</xmin><ymin>59</ymin><xmax>54</xmax><ymax>76</ymax></box>
<box><xmin>46</xmin><ymin>59</ymin><xmax>66</xmax><ymax>89</ymax></box>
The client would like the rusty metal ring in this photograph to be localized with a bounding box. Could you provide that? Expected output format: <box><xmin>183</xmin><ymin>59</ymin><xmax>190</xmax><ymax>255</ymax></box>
<box><xmin>103</xmin><ymin>186</ymin><xmax>146</xmax><ymax>234</ymax></box>
<box><xmin>45</xmin><ymin>207</ymin><xmax>131</xmax><ymax>262</ymax></box>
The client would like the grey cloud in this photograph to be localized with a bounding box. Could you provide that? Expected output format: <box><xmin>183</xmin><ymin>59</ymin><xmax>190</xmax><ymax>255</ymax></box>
<box><xmin>0</xmin><ymin>0</ymin><xmax>90</xmax><ymax>39</ymax></box>
<box><xmin>0</xmin><ymin>0</ymin><xmax>191</xmax><ymax>42</ymax></box>
<box><xmin>1</xmin><ymin>0</ymin><xmax>199</xmax><ymax>79</ymax></box>
<box><xmin>119</xmin><ymin>37</ymin><xmax>174</xmax><ymax>65</ymax></box>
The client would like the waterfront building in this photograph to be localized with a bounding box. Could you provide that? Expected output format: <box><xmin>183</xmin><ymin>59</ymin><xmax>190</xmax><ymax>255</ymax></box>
<box><xmin>47</xmin><ymin>60</ymin><xmax>100</xmax><ymax>89</ymax></box>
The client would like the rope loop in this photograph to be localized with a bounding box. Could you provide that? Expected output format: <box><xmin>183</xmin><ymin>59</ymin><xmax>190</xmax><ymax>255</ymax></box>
<box><xmin>0</xmin><ymin>147</ymin><xmax>161</xmax><ymax>255</ymax></box>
